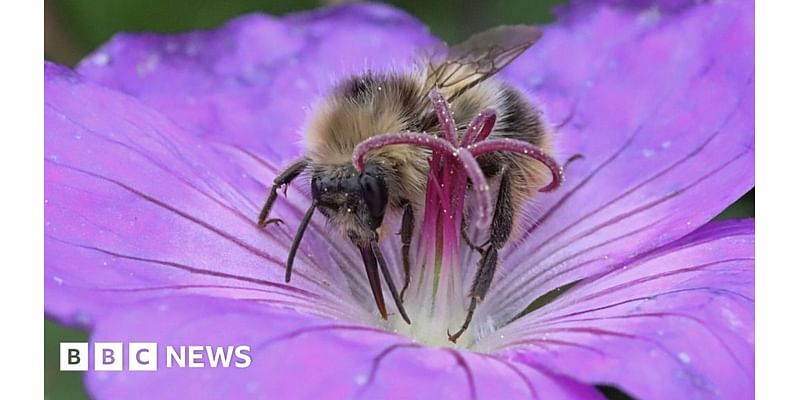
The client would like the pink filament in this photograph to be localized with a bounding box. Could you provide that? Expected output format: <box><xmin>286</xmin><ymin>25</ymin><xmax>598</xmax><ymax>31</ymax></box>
<box><xmin>455</xmin><ymin>149</ymin><xmax>493</xmax><ymax>228</ymax></box>
<box><xmin>468</xmin><ymin>138</ymin><xmax>564</xmax><ymax>192</ymax></box>
<box><xmin>353</xmin><ymin>132</ymin><xmax>456</xmax><ymax>173</ymax></box>
<box><xmin>425</xmin><ymin>158</ymin><xmax>448</xmax><ymax>208</ymax></box>
<box><xmin>460</xmin><ymin>110</ymin><xmax>497</xmax><ymax>147</ymax></box>
<box><xmin>430</xmin><ymin>90</ymin><xmax>458</xmax><ymax>144</ymax></box>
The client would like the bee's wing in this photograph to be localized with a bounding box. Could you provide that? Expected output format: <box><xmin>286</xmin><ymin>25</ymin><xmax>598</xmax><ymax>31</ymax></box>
<box><xmin>424</xmin><ymin>25</ymin><xmax>543</xmax><ymax>102</ymax></box>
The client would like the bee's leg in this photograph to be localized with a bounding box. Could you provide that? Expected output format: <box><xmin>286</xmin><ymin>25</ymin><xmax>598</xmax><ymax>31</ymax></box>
<box><xmin>257</xmin><ymin>158</ymin><xmax>308</xmax><ymax>227</ymax></box>
<box><xmin>461</xmin><ymin>219</ymin><xmax>486</xmax><ymax>256</ymax></box>
<box><xmin>449</xmin><ymin>167</ymin><xmax>513</xmax><ymax>343</ymax></box>
<box><xmin>399</xmin><ymin>200</ymin><xmax>414</xmax><ymax>301</ymax></box>
<box><xmin>285</xmin><ymin>202</ymin><xmax>318</xmax><ymax>283</ymax></box>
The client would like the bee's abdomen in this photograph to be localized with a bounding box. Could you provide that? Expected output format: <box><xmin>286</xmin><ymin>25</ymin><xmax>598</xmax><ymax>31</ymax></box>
<box><xmin>495</xmin><ymin>83</ymin><xmax>548</xmax><ymax>147</ymax></box>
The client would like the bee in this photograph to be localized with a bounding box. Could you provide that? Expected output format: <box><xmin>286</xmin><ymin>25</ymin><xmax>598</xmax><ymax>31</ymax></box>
<box><xmin>257</xmin><ymin>25</ymin><xmax>555</xmax><ymax>341</ymax></box>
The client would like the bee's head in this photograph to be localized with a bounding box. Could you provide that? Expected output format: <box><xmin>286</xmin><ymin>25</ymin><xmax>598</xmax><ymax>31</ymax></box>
<box><xmin>311</xmin><ymin>162</ymin><xmax>389</xmax><ymax>245</ymax></box>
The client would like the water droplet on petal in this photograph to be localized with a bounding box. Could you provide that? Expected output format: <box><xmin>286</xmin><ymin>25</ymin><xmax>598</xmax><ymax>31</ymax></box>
<box><xmin>355</xmin><ymin>374</ymin><xmax>367</xmax><ymax>385</ymax></box>
<box><xmin>91</xmin><ymin>52</ymin><xmax>110</xmax><ymax>66</ymax></box>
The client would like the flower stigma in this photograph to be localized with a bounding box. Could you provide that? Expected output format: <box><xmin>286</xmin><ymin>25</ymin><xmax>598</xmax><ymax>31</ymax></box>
<box><xmin>353</xmin><ymin>90</ymin><xmax>563</xmax><ymax>348</ymax></box>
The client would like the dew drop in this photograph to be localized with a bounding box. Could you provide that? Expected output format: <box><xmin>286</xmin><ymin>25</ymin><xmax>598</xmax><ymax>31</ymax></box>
<box><xmin>354</xmin><ymin>374</ymin><xmax>367</xmax><ymax>385</ymax></box>
<box><xmin>91</xmin><ymin>52</ymin><xmax>110</xmax><ymax>67</ymax></box>
<box><xmin>677</xmin><ymin>352</ymin><xmax>691</xmax><ymax>364</ymax></box>
<box><xmin>136</xmin><ymin>53</ymin><xmax>160</xmax><ymax>77</ymax></box>
<box><xmin>53</xmin><ymin>276</ymin><xmax>63</xmax><ymax>285</ymax></box>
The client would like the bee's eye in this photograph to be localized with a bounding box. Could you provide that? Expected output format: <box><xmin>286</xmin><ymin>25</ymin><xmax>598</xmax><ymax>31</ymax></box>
<box><xmin>360</xmin><ymin>174</ymin><xmax>388</xmax><ymax>222</ymax></box>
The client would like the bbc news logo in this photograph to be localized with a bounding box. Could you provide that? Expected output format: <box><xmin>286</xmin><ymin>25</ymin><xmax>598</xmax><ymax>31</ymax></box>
<box><xmin>60</xmin><ymin>342</ymin><xmax>251</xmax><ymax>371</ymax></box>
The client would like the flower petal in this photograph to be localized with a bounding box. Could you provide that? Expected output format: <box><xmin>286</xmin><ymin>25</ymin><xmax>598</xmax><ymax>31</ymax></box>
<box><xmin>484</xmin><ymin>0</ymin><xmax>754</xmax><ymax>323</ymax></box>
<box><xmin>87</xmin><ymin>295</ymin><xmax>605</xmax><ymax>400</ymax></box>
<box><xmin>45</xmin><ymin>62</ymin><xmax>376</xmax><ymax>326</ymax></box>
<box><xmin>75</xmin><ymin>3</ymin><xmax>437</xmax><ymax>161</ymax></box>
<box><xmin>483</xmin><ymin>219</ymin><xmax>754</xmax><ymax>399</ymax></box>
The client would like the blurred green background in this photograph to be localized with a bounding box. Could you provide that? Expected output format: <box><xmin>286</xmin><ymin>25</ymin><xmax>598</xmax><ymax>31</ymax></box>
<box><xmin>44</xmin><ymin>1</ymin><xmax>754</xmax><ymax>398</ymax></box>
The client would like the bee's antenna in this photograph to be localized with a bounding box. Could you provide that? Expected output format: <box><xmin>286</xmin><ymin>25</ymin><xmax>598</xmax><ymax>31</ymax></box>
<box><xmin>371</xmin><ymin>241</ymin><xmax>411</xmax><ymax>324</ymax></box>
<box><xmin>285</xmin><ymin>202</ymin><xmax>317</xmax><ymax>283</ymax></box>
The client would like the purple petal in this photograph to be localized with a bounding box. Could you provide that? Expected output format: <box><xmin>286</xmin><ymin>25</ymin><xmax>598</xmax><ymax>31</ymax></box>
<box><xmin>557</xmin><ymin>0</ymin><xmax>710</xmax><ymax>21</ymax></box>
<box><xmin>485</xmin><ymin>220</ymin><xmax>754</xmax><ymax>399</ymax></box>
<box><xmin>87</xmin><ymin>295</ymin><xmax>604</xmax><ymax>399</ymax></box>
<box><xmin>45</xmin><ymin>1</ymin><xmax>755</xmax><ymax>397</ymax></box>
<box><xmin>75</xmin><ymin>4</ymin><xmax>437</xmax><ymax>161</ymax></box>
<box><xmin>45</xmin><ymin>62</ymin><xmax>375</xmax><ymax>326</ymax></box>
<box><xmin>484</xmin><ymin>0</ymin><xmax>754</xmax><ymax>323</ymax></box>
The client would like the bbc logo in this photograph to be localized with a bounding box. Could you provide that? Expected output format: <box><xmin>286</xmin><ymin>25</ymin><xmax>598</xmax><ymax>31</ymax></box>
<box><xmin>60</xmin><ymin>342</ymin><xmax>157</xmax><ymax>371</ymax></box>
<box><xmin>60</xmin><ymin>342</ymin><xmax>252</xmax><ymax>371</ymax></box>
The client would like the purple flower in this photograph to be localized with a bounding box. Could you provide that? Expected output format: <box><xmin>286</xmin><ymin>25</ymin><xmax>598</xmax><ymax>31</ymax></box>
<box><xmin>45</xmin><ymin>1</ymin><xmax>754</xmax><ymax>399</ymax></box>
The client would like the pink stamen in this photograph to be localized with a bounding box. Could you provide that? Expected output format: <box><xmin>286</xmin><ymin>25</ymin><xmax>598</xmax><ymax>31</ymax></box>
<box><xmin>455</xmin><ymin>149</ymin><xmax>493</xmax><ymax>228</ymax></box>
<box><xmin>430</xmin><ymin>90</ymin><xmax>458</xmax><ymax>144</ymax></box>
<box><xmin>461</xmin><ymin>110</ymin><xmax>497</xmax><ymax>147</ymax></box>
<box><xmin>426</xmin><ymin>159</ymin><xmax>448</xmax><ymax>209</ymax></box>
<box><xmin>468</xmin><ymin>139</ymin><xmax>564</xmax><ymax>192</ymax></box>
<box><xmin>353</xmin><ymin>132</ymin><xmax>456</xmax><ymax>173</ymax></box>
